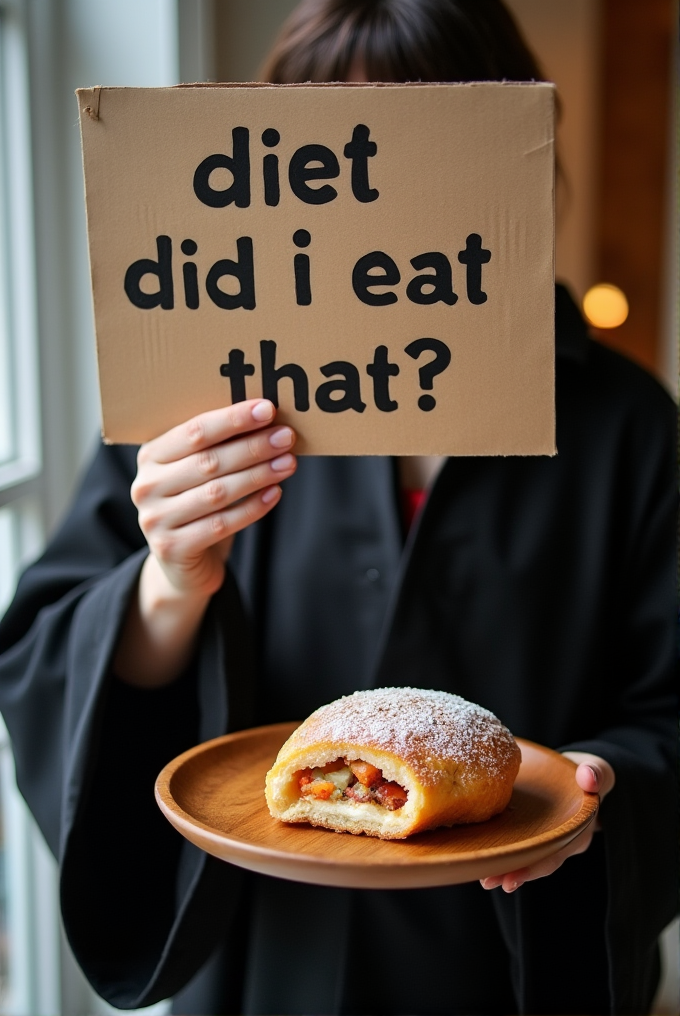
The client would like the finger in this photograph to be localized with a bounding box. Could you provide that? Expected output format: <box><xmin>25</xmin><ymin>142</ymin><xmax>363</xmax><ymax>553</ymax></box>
<box><xmin>572</xmin><ymin>764</ymin><xmax>605</xmax><ymax>831</ymax></box>
<box><xmin>574</xmin><ymin>761</ymin><xmax>615</xmax><ymax>799</ymax></box>
<box><xmin>143</xmin><ymin>453</ymin><xmax>297</xmax><ymax>532</ymax></box>
<box><xmin>148</xmin><ymin>424</ymin><xmax>296</xmax><ymax>499</ymax></box>
<box><xmin>480</xmin><ymin>826</ymin><xmax>595</xmax><ymax>893</ymax></box>
<box><xmin>563</xmin><ymin>751</ymin><xmax>616</xmax><ymax>800</ymax></box>
<box><xmin>153</xmin><ymin>485</ymin><xmax>283</xmax><ymax>560</ymax></box>
<box><xmin>574</xmin><ymin>764</ymin><xmax>599</xmax><ymax>794</ymax></box>
<box><xmin>141</xmin><ymin>400</ymin><xmax>276</xmax><ymax>466</ymax></box>
<box><xmin>506</xmin><ymin>825</ymin><xmax>595</xmax><ymax>889</ymax></box>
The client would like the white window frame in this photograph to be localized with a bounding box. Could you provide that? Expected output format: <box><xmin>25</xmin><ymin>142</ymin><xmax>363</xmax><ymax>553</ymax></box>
<box><xmin>0</xmin><ymin>0</ymin><xmax>57</xmax><ymax>1013</ymax></box>
<box><xmin>0</xmin><ymin>0</ymin><xmax>209</xmax><ymax>1012</ymax></box>
<box><xmin>0</xmin><ymin>0</ymin><xmax>41</xmax><ymax>503</ymax></box>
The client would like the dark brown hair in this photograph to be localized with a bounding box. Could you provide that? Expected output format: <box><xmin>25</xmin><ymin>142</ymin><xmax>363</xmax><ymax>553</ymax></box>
<box><xmin>260</xmin><ymin>0</ymin><xmax>546</xmax><ymax>85</ymax></box>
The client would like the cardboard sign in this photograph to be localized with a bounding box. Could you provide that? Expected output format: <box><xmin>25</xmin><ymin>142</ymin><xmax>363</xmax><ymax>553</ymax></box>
<box><xmin>77</xmin><ymin>82</ymin><xmax>555</xmax><ymax>454</ymax></box>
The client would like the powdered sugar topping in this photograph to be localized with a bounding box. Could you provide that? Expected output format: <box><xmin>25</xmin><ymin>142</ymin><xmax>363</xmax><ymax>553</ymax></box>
<box><xmin>292</xmin><ymin>687</ymin><xmax>519</xmax><ymax>785</ymax></box>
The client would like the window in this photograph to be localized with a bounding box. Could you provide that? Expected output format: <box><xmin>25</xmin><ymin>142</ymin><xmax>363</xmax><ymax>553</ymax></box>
<box><xmin>0</xmin><ymin>0</ymin><xmax>56</xmax><ymax>1009</ymax></box>
<box><xmin>0</xmin><ymin>0</ymin><xmax>187</xmax><ymax>1009</ymax></box>
<box><xmin>0</xmin><ymin>0</ymin><xmax>41</xmax><ymax>497</ymax></box>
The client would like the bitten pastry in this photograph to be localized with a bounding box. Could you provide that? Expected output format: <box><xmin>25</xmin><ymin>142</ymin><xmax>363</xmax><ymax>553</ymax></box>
<box><xmin>265</xmin><ymin>687</ymin><xmax>521</xmax><ymax>840</ymax></box>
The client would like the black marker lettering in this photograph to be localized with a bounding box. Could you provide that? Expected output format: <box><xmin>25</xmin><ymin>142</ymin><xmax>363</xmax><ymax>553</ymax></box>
<box><xmin>406</xmin><ymin>252</ymin><xmax>457</xmax><ymax>306</ymax></box>
<box><xmin>219</xmin><ymin>348</ymin><xmax>255</xmax><ymax>402</ymax></box>
<box><xmin>343</xmin><ymin>124</ymin><xmax>378</xmax><ymax>202</ymax></box>
<box><xmin>289</xmin><ymin>144</ymin><xmax>339</xmax><ymax>205</ymax></box>
<box><xmin>205</xmin><ymin>237</ymin><xmax>256</xmax><ymax>310</ymax></box>
<box><xmin>293</xmin><ymin>230</ymin><xmax>312</xmax><ymax>305</ymax></box>
<box><xmin>315</xmin><ymin>361</ymin><xmax>366</xmax><ymax>413</ymax></box>
<box><xmin>352</xmin><ymin>251</ymin><xmax>400</xmax><ymax>306</ymax></box>
<box><xmin>193</xmin><ymin>127</ymin><xmax>250</xmax><ymax>208</ymax></box>
<box><xmin>457</xmin><ymin>233</ymin><xmax>491</xmax><ymax>305</ymax></box>
<box><xmin>124</xmin><ymin>235</ymin><xmax>174</xmax><ymax>310</ymax></box>
<box><xmin>366</xmin><ymin>345</ymin><xmax>399</xmax><ymax>411</ymax></box>
<box><xmin>263</xmin><ymin>156</ymin><xmax>280</xmax><ymax>207</ymax></box>
<box><xmin>181</xmin><ymin>239</ymin><xmax>199</xmax><ymax>309</ymax></box>
<box><xmin>260</xmin><ymin>339</ymin><xmax>309</xmax><ymax>410</ymax></box>
<box><xmin>294</xmin><ymin>254</ymin><xmax>311</xmax><ymax>305</ymax></box>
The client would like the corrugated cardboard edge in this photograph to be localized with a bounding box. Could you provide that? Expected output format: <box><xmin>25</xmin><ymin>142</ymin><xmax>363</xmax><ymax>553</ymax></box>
<box><xmin>76</xmin><ymin>86</ymin><xmax>110</xmax><ymax>441</ymax></box>
<box><xmin>79</xmin><ymin>80</ymin><xmax>556</xmax><ymax>90</ymax></box>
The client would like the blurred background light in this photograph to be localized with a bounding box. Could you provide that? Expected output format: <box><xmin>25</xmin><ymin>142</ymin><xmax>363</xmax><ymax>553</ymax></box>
<box><xmin>582</xmin><ymin>283</ymin><xmax>630</xmax><ymax>328</ymax></box>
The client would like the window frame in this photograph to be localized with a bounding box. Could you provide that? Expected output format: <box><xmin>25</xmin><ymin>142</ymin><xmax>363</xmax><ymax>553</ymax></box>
<box><xmin>0</xmin><ymin>0</ymin><xmax>41</xmax><ymax>507</ymax></box>
<box><xmin>0</xmin><ymin>0</ymin><xmax>59</xmax><ymax>1010</ymax></box>
<box><xmin>0</xmin><ymin>1</ymin><xmax>206</xmax><ymax>1011</ymax></box>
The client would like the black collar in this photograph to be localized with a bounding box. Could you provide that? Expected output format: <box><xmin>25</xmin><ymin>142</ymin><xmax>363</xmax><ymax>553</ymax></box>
<box><xmin>555</xmin><ymin>282</ymin><xmax>589</xmax><ymax>363</ymax></box>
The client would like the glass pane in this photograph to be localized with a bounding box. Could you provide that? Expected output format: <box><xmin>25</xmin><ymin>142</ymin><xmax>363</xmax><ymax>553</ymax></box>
<box><xmin>0</xmin><ymin>11</ymin><xmax>15</xmax><ymax>466</ymax></box>
<box><xmin>0</xmin><ymin>327</ymin><xmax>12</xmax><ymax>466</ymax></box>
<box><xmin>0</xmin><ymin>507</ymin><xmax>16</xmax><ymax>613</ymax></box>
<box><xmin>0</xmin><ymin>506</ymin><xmax>11</xmax><ymax>1012</ymax></box>
<box><xmin>0</xmin><ymin>756</ymin><xmax>8</xmax><ymax>1010</ymax></box>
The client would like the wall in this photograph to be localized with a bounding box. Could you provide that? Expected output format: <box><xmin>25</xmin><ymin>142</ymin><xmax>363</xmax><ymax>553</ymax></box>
<box><xmin>595</xmin><ymin>0</ymin><xmax>675</xmax><ymax>377</ymax></box>
<box><xmin>505</xmin><ymin>0</ymin><xmax>601</xmax><ymax>304</ymax></box>
<box><xmin>215</xmin><ymin>0</ymin><xmax>299</xmax><ymax>82</ymax></box>
<box><xmin>507</xmin><ymin>0</ymin><xmax>677</xmax><ymax>389</ymax></box>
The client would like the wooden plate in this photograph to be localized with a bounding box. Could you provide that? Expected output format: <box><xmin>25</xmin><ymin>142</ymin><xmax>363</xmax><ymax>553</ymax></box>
<box><xmin>155</xmin><ymin>722</ymin><xmax>598</xmax><ymax>890</ymax></box>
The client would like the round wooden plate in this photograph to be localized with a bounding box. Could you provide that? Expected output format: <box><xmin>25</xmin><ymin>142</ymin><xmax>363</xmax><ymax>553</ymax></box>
<box><xmin>155</xmin><ymin>722</ymin><xmax>598</xmax><ymax>890</ymax></box>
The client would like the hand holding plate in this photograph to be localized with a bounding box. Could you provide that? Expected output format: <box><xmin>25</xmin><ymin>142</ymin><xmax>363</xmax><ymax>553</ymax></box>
<box><xmin>479</xmin><ymin>752</ymin><xmax>614</xmax><ymax>893</ymax></box>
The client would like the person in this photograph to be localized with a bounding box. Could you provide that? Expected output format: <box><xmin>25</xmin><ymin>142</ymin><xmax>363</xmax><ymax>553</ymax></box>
<box><xmin>0</xmin><ymin>1</ymin><xmax>676</xmax><ymax>1013</ymax></box>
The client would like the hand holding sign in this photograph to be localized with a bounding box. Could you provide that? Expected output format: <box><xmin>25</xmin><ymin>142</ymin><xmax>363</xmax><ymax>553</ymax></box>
<box><xmin>131</xmin><ymin>399</ymin><xmax>296</xmax><ymax>595</ymax></box>
<box><xmin>114</xmin><ymin>399</ymin><xmax>296</xmax><ymax>687</ymax></box>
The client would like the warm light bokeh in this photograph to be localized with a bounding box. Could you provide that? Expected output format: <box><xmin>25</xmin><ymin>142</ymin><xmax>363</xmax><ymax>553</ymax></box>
<box><xmin>582</xmin><ymin>283</ymin><xmax>629</xmax><ymax>329</ymax></box>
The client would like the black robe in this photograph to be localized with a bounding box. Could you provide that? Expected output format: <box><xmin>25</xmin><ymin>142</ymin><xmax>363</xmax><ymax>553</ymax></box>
<box><xmin>0</xmin><ymin>288</ymin><xmax>676</xmax><ymax>1015</ymax></box>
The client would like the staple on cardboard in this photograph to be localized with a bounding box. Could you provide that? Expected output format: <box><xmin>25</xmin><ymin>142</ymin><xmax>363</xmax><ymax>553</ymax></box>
<box><xmin>83</xmin><ymin>85</ymin><xmax>102</xmax><ymax>120</ymax></box>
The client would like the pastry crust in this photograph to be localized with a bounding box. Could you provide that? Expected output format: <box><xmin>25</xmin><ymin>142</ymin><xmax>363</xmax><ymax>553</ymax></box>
<box><xmin>265</xmin><ymin>687</ymin><xmax>521</xmax><ymax>839</ymax></box>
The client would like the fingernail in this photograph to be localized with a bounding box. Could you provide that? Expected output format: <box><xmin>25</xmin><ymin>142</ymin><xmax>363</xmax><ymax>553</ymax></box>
<box><xmin>252</xmin><ymin>400</ymin><xmax>274</xmax><ymax>422</ymax></box>
<box><xmin>586</xmin><ymin>765</ymin><xmax>599</xmax><ymax>788</ymax></box>
<box><xmin>481</xmin><ymin>878</ymin><xmax>500</xmax><ymax>890</ymax></box>
<box><xmin>271</xmin><ymin>453</ymin><xmax>295</xmax><ymax>472</ymax></box>
<box><xmin>261</xmin><ymin>485</ymin><xmax>280</xmax><ymax>504</ymax></box>
<box><xmin>504</xmin><ymin>880</ymin><xmax>521</xmax><ymax>893</ymax></box>
<box><xmin>270</xmin><ymin>427</ymin><xmax>293</xmax><ymax>449</ymax></box>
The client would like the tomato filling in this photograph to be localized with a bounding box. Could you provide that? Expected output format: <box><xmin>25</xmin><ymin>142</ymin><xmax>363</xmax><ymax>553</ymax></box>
<box><xmin>297</xmin><ymin>759</ymin><xmax>408</xmax><ymax>811</ymax></box>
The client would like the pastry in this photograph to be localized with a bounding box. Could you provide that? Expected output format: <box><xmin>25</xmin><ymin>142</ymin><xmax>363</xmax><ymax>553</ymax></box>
<box><xmin>264</xmin><ymin>687</ymin><xmax>521</xmax><ymax>839</ymax></box>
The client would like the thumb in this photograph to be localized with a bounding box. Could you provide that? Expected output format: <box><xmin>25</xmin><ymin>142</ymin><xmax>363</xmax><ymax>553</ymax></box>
<box><xmin>563</xmin><ymin>751</ymin><xmax>616</xmax><ymax>801</ymax></box>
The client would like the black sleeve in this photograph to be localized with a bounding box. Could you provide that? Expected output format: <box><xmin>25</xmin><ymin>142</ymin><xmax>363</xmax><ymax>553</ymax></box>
<box><xmin>495</xmin><ymin>369</ymin><xmax>678</xmax><ymax>1016</ymax></box>
<box><xmin>560</xmin><ymin>383</ymin><xmax>679</xmax><ymax>1013</ymax></box>
<box><xmin>0</xmin><ymin>442</ymin><xmax>252</xmax><ymax>1008</ymax></box>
